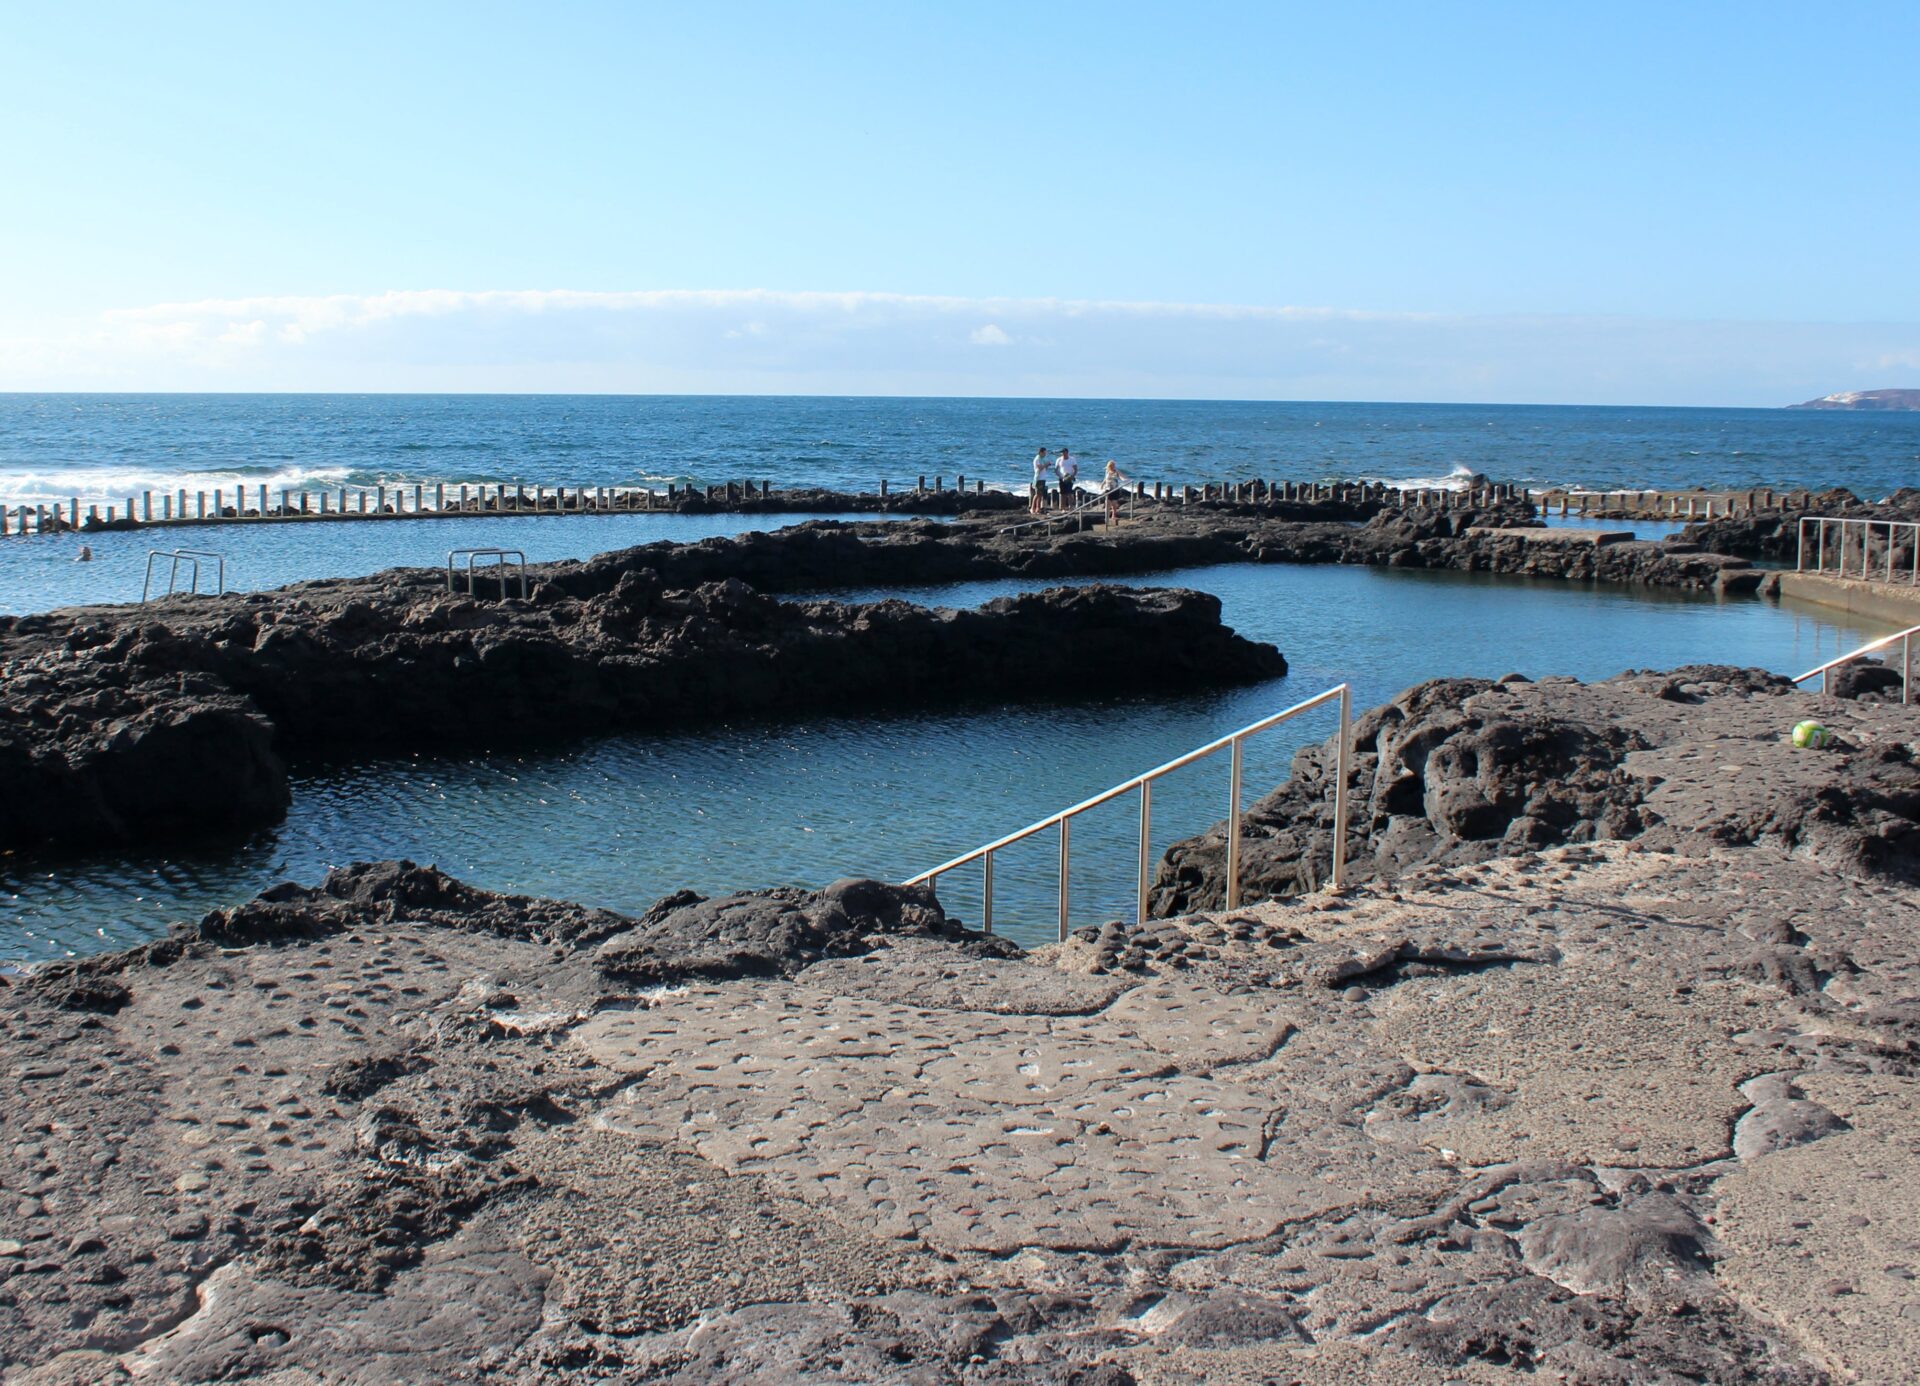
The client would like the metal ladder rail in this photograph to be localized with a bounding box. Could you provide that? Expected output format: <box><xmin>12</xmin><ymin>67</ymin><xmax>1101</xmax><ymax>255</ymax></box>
<box><xmin>447</xmin><ymin>548</ymin><xmax>529</xmax><ymax>600</ymax></box>
<box><xmin>141</xmin><ymin>549</ymin><xmax>227</xmax><ymax>601</ymax></box>
<box><xmin>998</xmin><ymin>488</ymin><xmax>1136</xmax><ymax>538</ymax></box>
<box><xmin>906</xmin><ymin>683</ymin><xmax>1352</xmax><ymax>938</ymax></box>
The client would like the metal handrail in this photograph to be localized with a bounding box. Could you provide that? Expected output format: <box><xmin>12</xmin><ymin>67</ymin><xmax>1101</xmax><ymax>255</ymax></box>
<box><xmin>906</xmin><ymin>683</ymin><xmax>1351</xmax><ymax>938</ymax></box>
<box><xmin>1794</xmin><ymin>622</ymin><xmax>1918</xmax><ymax>704</ymax></box>
<box><xmin>142</xmin><ymin>549</ymin><xmax>226</xmax><ymax>601</ymax></box>
<box><xmin>447</xmin><ymin>548</ymin><xmax>528</xmax><ymax>600</ymax></box>
<box><xmin>1798</xmin><ymin>516</ymin><xmax>1920</xmax><ymax>586</ymax></box>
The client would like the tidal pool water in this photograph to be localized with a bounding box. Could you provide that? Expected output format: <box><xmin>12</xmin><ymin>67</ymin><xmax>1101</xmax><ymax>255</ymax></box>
<box><xmin>1</xmin><ymin>560</ymin><xmax>1887</xmax><ymax>962</ymax></box>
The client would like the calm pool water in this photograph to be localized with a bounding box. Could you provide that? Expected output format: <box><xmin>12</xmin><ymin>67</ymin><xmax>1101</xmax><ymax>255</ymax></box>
<box><xmin>1</xmin><ymin>560</ymin><xmax>1886</xmax><ymax>961</ymax></box>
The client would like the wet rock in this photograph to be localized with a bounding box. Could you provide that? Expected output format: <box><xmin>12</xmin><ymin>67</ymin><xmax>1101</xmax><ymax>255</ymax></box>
<box><xmin>1684</xmin><ymin>487</ymin><xmax>1920</xmax><ymax>562</ymax></box>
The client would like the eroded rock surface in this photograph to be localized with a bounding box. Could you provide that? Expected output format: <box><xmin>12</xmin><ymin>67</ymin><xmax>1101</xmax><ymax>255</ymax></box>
<box><xmin>5</xmin><ymin>830</ymin><xmax>1919</xmax><ymax>1380</ymax></box>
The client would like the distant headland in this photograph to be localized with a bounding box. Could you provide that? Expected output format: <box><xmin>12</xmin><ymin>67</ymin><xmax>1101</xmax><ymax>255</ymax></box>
<box><xmin>1790</xmin><ymin>387</ymin><xmax>1920</xmax><ymax>410</ymax></box>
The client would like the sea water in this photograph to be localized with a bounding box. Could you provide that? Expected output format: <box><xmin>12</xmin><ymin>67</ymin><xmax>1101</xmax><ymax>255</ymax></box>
<box><xmin>2</xmin><ymin>394</ymin><xmax>1917</xmax><ymax>508</ymax></box>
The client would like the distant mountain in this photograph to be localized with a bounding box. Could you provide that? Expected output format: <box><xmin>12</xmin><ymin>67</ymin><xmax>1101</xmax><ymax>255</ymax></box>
<box><xmin>1790</xmin><ymin>388</ymin><xmax>1920</xmax><ymax>410</ymax></box>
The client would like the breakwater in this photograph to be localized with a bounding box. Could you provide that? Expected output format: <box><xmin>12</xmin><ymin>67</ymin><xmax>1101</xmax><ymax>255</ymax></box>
<box><xmin>0</xmin><ymin>475</ymin><xmax>1531</xmax><ymax>535</ymax></box>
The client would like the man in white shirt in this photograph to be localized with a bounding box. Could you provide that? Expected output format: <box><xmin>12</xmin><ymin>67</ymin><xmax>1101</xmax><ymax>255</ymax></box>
<box><xmin>1054</xmin><ymin>448</ymin><xmax>1078</xmax><ymax>510</ymax></box>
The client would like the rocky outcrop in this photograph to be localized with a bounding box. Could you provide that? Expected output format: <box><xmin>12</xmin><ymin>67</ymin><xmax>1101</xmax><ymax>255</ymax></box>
<box><xmin>1151</xmin><ymin>665</ymin><xmax>1920</xmax><ymax>912</ymax></box>
<box><xmin>0</xmin><ymin>577</ymin><xmax>1283</xmax><ymax>853</ymax></box>
<box><xmin>593</xmin><ymin>876</ymin><xmax>1022</xmax><ymax>986</ymax></box>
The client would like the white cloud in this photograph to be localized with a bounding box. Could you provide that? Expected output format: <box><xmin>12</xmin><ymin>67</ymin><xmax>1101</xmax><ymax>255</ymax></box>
<box><xmin>0</xmin><ymin>286</ymin><xmax>1915</xmax><ymax>406</ymax></box>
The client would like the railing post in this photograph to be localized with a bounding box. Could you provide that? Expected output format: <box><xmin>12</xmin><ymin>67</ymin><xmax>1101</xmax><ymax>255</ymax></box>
<box><xmin>1332</xmin><ymin>685</ymin><xmax>1351</xmax><ymax>891</ymax></box>
<box><xmin>1137</xmin><ymin>780</ymin><xmax>1152</xmax><ymax>926</ymax></box>
<box><xmin>1224</xmin><ymin>738</ymin><xmax>1244</xmax><ymax>910</ymax></box>
<box><xmin>1058</xmin><ymin>818</ymin><xmax>1071</xmax><ymax>942</ymax></box>
<box><xmin>982</xmin><ymin>853</ymin><xmax>994</xmax><ymax>934</ymax></box>
<box><xmin>1817</xmin><ymin>520</ymin><xmax>1826</xmax><ymax>574</ymax></box>
<box><xmin>1796</xmin><ymin>517</ymin><xmax>1806</xmax><ymax>573</ymax></box>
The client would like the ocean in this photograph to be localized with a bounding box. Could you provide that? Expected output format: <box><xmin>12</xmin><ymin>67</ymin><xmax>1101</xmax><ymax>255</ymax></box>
<box><xmin>2</xmin><ymin>393</ymin><xmax>1918</xmax><ymax>508</ymax></box>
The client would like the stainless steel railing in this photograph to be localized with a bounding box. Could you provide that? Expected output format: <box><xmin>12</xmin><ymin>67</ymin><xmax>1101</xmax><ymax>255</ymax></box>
<box><xmin>1794</xmin><ymin>622</ymin><xmax>1919</xmax><ymax>704</ymax></box>
<box><xmin>906</xmin><ymin>683</ymin><xmax>1352</xmax><ymax>938</ymax></box>
<box><xmin>1797</xmin><ymin>516</ymin><xmax>1920</xmax><ymax>586</ymax></box>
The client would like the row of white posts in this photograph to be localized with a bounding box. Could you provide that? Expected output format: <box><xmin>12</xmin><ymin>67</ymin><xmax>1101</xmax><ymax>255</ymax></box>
<box><xmin>0</xmin><ymin>481</ymin><xmax>785</xmax><ymax>535</ymax></box>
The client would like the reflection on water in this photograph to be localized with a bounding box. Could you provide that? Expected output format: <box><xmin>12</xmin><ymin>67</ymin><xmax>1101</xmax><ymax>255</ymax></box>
<box><xmin>2</xmin><ymin>561</ymin><xmax>1892</xmax><ymax>960</ymax></box>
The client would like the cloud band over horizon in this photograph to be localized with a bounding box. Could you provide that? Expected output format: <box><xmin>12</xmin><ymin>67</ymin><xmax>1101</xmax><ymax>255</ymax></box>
<box><xmin>3</xmin><ymin>287</ymin><xmax>1916</xmax><ymax>406</ymax></box>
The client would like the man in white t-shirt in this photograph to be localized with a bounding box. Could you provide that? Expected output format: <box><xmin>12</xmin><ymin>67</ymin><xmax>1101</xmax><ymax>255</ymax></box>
<box><xmin>1030</xmin><ymin>447</ymin><xmax>1051</xmax><ymax>515</ymax></box>
<box><xmin>1054</xmin><ymin>448</ymin><xmax>1078</xmax><ymax>510</ymax></box>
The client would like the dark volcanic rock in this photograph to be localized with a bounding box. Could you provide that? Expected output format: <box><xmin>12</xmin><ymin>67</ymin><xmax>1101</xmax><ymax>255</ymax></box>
<box><xmin>0</xmin><ymin>578</ymin><xmax>1283</xmax><ymax>853</ymax></box>
<box><xmin>1152</xmin><ymin>665</ymin><xmax>1920</xmax><ymax>912</ymax></box>
<box><xmin>0</xmin><ymin>661</ymin><xmax>288</xmax><ymax>851</ymax></box>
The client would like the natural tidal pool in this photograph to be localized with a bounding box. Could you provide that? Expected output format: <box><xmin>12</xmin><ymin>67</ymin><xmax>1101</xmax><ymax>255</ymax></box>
<box><xmin>1</xmin><ymin>560</ymin><xmax>1889</xmax><ymax>962</ymax></box>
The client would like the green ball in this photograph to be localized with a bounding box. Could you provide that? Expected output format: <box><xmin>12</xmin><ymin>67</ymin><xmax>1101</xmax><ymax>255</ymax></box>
<box><xmin>1791</xmin><ymin>720</ymin><xmax>1832</xmax><ymax>749</ymax></box>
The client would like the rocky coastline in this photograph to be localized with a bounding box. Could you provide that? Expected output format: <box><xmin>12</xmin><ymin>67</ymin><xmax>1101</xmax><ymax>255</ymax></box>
<box><xmin>0</xmin><ymin>575</ymin><xmax>1283</xmax><ymax>853</ymax></box>
<box><xmin>1151</xmin><ymin>664</ymin><xmax>1920</xmax><ymax>913</ymax></box>
<box><xmin>3</xmin><ymin>667</ymin><xmax>1917</xmax><ymax>1381</ymax></box>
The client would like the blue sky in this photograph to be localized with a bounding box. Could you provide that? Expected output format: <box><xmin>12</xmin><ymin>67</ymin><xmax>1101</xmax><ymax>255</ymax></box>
<box><xmin>2</xmin><ymin>2</ymin><xmax>1915</xmax><ymax>402</ymax></box>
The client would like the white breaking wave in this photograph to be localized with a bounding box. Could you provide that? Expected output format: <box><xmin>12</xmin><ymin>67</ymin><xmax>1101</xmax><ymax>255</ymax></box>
<box><xmin>1361</xmin><ymin>463</ymin><xmax>1480</xmax><ymax>492</ymax></box>
<box><xmin>1</xmin><ymin>462</ymin><xmax>379</xmax><ymax>507</ymax></box>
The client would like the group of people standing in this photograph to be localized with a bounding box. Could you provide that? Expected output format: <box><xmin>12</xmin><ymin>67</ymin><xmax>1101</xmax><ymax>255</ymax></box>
<box><xmin>1028</xmin><ymin>447</ymin><xmax>1130</xmax><ymax>523</ymax></box>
